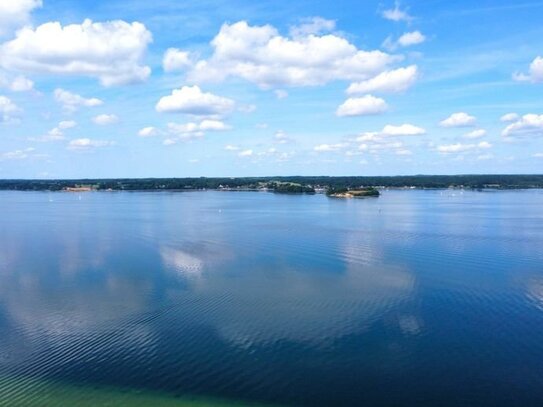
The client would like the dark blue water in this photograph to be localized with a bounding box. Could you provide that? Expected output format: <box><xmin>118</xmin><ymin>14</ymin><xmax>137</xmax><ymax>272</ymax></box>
<box><xmin>1</xmin><ymin>190</ymin><xmax>542</xmax><ymax>406</ymax></box>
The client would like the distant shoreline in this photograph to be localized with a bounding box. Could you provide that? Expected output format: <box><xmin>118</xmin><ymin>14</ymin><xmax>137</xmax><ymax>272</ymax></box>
<box><xmin>1</xmin><ymin>175</ymin><xmax>543</xmax><ymax>193</ymax></box>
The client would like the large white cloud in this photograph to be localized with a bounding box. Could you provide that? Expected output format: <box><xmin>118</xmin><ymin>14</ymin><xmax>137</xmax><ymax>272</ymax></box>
<box><xmin>439</xmin><ymin>112</ymin><xmax>476</xmax><ymax>127</ymax></box>
<box><xmin>0</xmin><ymin>0</ymin><xmax>41</xmax><ymax>37</ymax></box>
<box><xmin>336</xmin><ymin>95</ymin><xmax>388</xmax><ymax>117</ymax></box>
<box><xmin>156</xmin><ymin>85</ymin><xmax>235</xmax><ymax>116</ymax></box>
<box><xmin>347</xmin><ymin>65</ymin><xmax>417</xmax><ymax>94</ymax></box>
<box><xmin>502</xmin><ymin>114</ymin><xmax>543</xmax><ymax>137</ymax></box>
<box><xmin>0</xmin><ymin>19</ymin><xmax>152</xmax><ymax>86</ymax></box>
<box><xmin>54</xmin><ymin>88</ymin><xmax>103</xmax><ymax>112</ymax></box>
<box><xmin>0</xmin><ymin>95</ymin><xmax>20</xmax><ymax>122</ymax></box>
<box><xmin>187</xmin><ymin>21</ymin><xmax>398</xmax><ymax>88</ymax></box>
<box><xmin>513</xmin><ymin>56</ymin><xmax>543</xmax><ymax>83</ymax></box>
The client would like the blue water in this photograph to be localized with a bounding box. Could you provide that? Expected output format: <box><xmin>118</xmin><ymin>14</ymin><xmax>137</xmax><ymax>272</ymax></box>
<box><xmin>0</xmin><ymin>189</ymin><xmax>542</xmax><ymax>406</ymax></box>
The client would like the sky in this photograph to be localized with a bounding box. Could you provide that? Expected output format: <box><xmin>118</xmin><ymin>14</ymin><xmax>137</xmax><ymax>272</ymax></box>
<box><xmin>0</xmin><ymin>0</ymin><xmax>542</xmax><ymax>178</ymax></box>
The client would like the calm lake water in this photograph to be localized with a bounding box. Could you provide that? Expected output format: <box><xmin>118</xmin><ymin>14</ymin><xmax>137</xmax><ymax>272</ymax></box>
<box><xmin>1</xmin><ymin>189</ymin><xmax>543</xmax><ymax>406</ymax></box>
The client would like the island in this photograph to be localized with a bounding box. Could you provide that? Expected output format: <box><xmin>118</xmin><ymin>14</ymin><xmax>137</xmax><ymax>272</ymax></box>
<box><xmin>326</xmin><ymin>187</ymin><xmax>380</xmax><ymax>198</ymax></box>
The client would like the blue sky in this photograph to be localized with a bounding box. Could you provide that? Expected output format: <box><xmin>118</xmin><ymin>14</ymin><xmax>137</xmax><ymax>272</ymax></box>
<box><xmin>0</xmin><ymin>0</ymin><xmax>542</xmax><ymax>178</ymax></box>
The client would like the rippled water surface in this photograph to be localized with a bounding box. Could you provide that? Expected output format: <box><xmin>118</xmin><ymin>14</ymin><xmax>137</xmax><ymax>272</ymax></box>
<box><xmin>1</xmin><ymin>190</ymin><xmax>543</xmax><ymax>406</ymax></box>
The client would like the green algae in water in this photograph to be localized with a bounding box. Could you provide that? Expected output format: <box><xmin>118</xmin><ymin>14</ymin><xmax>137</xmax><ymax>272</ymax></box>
<box><xmin>0</xmin><ymin>376</ymin><xmax>272</xmax><ymax>407</ymax></box>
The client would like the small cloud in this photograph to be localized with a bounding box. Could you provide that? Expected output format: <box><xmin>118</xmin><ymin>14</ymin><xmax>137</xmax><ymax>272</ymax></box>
<box><xmin>54</xmin><ymin>88</ymin><xmax>103</xmax><ymax>113</ymax></box>
<box><xmin>274</xmin><ymin>89</ymin><xmax>288</xmax><ymax>99</ymax></box>
<box><xmin>9</xmin><ymin>75</ymin><xmax>34</xmax><ymax>92</ymax></box>
<box><xmin>274</xmin><ymin>130</ymin><xmax>292</xmax><ymax>144</ymax></box>
<box><xmin>397</xmin><ymin>31</ymin><xmax>425</xmax><ymax>47</ymax></box>
<box><xmin>0</xmin><ymin>147</ymin><xmax>36</xmax><ymax>161</ymax></box>
<box><xmin>462</xmin><ymin>129</ymin><xmax>487</xmax><ymax>139</ymax></box>
<box><xmin>314</xmin><ymin>143</ymin><xmax>347</xmax><ymax>152</ymax></box>
<box><xmin>68</xmin><ymin>138</ymin><xmax>114</xmax><ymax>150</ymax></box>
<box><xmin>138</xmin><ymin>126</ymin><xmax>159</xmax><ymax>137</ymax></box>
<box><xmin>500</xmin><ymin>112</ymin><xmax>519</xmax><ymax>122</ymax></box>
<box><xmin>238</xmin><ymin>104</ymin><xmax>256</xmax><ymax>113</ymax></box>
<box><xmin>163</xmin><ymin>48</ymin><xmax>192</xmax><ymax>72</ymax></box>
<box><xmin>381</xmin><ymin>2</ymin><xmax>413</xmax><ymax>22</ymax></box>
<box><xmin>238</xmin><ymin>149</ymin><xmax>253</xmax><ymax>157</ymax></box>
<box><xmin>224</xmin><ymin>144</ymin><xmax>239</xmax><ymax>151</ymax></box>
<box><xmin>439</xmin><ymin>112</ymin><xmax>476</xmax><ymax>128</ymax></box>
<box><xmin>502</xmin><ymin>114</ymin><xmax>543</xmax><ymax>138</ymax></box>
<box><xmin>93</xmin><ymin>114</ymin><xmax>119</xmax><ymax>125</ymax></box>
<box><xmin>0</xmin><ymin>95</ymin><xmax>21</xmax><ymax>123</ymax></box>
<box><xmin>513</xmin><ymin>56</ymin><xmax>543</xmax><ymax>83</ymax></box>
<box><xmin>436</xmin><ymin>141</ymin><xmax>491</xmax><ymax>154</ymax></box>
<box><xmin>347</xmin><ymin>65</ymin><xmax>418</xmax><ymax>94</ymax></box>
<box><xmin>533</xmin><ymin>152</ymin><xmax>543</xmax><ymax>158</ymax></box>
<box><xmin>381</xmin><ymin>123</ymin><xmax>426</xmax><ymax>136</ymax></box>
<box><xmin>336</xmin><ymin>95</ymin><xmax>388</xmax><ymax>117</ymax></box>
<box><xmin>289</xmin><ymin>17</ymin><xmax>336</xmax><ymax>37</ymax></box>
<box><xmin>156</xmin><ymin>85</ymin><xmax>235</xmax><ymax>116</ymax></box>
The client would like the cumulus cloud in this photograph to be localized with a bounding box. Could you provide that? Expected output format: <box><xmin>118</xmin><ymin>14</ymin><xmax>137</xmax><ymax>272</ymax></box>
<box><xmin>93</xmin><ymin>114</ymin><xmax>119</xmax><ymax>125</ymax></box>
<box><xmin>68</xmin><ymin>138</ymin><xmax>114</xmax><ymax>150</ymax></box>
<box><xmin>336</xmin><ymin>95</ymin><xmax>388</xmax><ymax>116</ymax></box>
<box><xmin>397</xmin><ymin>31</ymin><xmax>425</xmax><ymax>47</ymax></box>
<box><xmin>347</xmin><ymin>65</ymin><xmax>417</xmax><ymax>94</ymax></box>
<box><xmin>163</xmin><ymin>48</ymin><xmax>192</xmax><ymax>72</ymax></box>
<box><xmin>224</xmin><ymin>144</ymin><xmax>239</xmax><ymax>151</ymax></box>
<box><xmin>0</xmin><ymin>74</ymin><xmax>34</xmax><ymax>92</ymax></box>
<box><xmin>0</xmin><ymin>95</ymin><xmax>20</xmax><ymax>122</ymax></box>
<box><xmin>381</xmin><ymin>123</ymin><xmax>426</xmax><ymax>136</ymax></box>
<box><xmin>500</xmin><ymin>113</ymin><xmax>519</xmax><ymax>122</ymax></box>
<box><xmin>187</xmin><ymin>21</ymin><xmax>397</xmax><ymax>88</ymax></box>
<box><xmin>138</xmin><ymin>126</ymin><xmax>158</xmax><ymax>137</ymax></box>
<box><xmin>156</xmin><ymin>85</ymin><xmax>235</xmax><ymax>116</ymax></box>
<box><xmin>314</xmin><ymin>143</ymin><xmax>348</xmax><ymax>152</ymax></box>
<box><xmin>31</xmin><ymin>120</ymin><xmax>77</xmax><ymax>142</ymax></box>
<box><xmin>54</xmin><ymin>88</ymin><xmax>103</xmax><ymax>112</ymax></box>
<box><xmin>0</xmin><ymin>0</ymin><xmax>41</xmax><ymax>37</ymax></box>
<box><xmin>437</xmin><ymin>141</ymin><xmax>491</xmax><ymax>153</ymax></box>
<box><xmin>513</xmin><ymin>56</ymin><xmax>543</xmax><ymax>83</ymax></box>
<box><xmin>502</xmin><ymin>114</ymin><xmax>543</xmax><ymax>137</ymax></box>
<box><xmin>381</xmin><ymin>2</ymin><xmax>413</xmax><ymax>22</ymax></box>
<box><xmin>462</xmin><ymin>129</ymin><xmax>487</xmax><ymax>139</ymax></box>
<box><xmin>439</xmin><ymin>112</ymin><xmax>476</xmax><ymax>127</ymax></box>
<box><xmin>0</xmin><ymin>19</ymin><xmax>152</xmax><ymax>86</ymax></box>
<box><xmin>163</xmin><ymin>119</ymin><xmax>231</xmax><ymax>144</ymax></box>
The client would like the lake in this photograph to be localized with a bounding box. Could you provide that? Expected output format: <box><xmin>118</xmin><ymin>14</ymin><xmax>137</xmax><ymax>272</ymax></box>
<box><xmin>0</xmin><ymin>189</ymin><xmax>542</xmax><ymax>406</ymax></box>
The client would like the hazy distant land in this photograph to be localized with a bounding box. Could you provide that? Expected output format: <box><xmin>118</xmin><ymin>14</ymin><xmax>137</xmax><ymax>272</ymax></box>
<box><xmin>1</xmin><ymin>175</ymin><xmax>542</xmax><ymax>193</ymax></box>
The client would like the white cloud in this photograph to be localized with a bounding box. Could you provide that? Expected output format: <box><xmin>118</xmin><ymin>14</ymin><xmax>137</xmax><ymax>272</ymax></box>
<box><xmin>164</xmin><ymin>119</ymin><xmax>231</xmax><ymax>143</ymax></box>
<box><xmin>381</xmin><ymin>2</ymin><xmax>413</xmax><ymax>22</ymax></box>
<box><xmin>336</xmin><ymin>95</ymin><xmax>388</xmax><ymax>117</ymax></box>
<box><xmin>274</xmin><ymin>89</ymin><xmax>288</xmax><ymax>99</ymax></box>
<box><xmin>224</xmin><ymin>144</ymin><xmax>239</xmax><ymax>151</ymax></box>
<box><xmin>7</xmin><ymin>75</ymin><xmax>34</xmax><ymax>92</ymax></box>
<box><xmin>0</xmin><ymin>19</ymin><xmax>152</xmax><ymax>86</ymax></box>
<box><xmin>274</xmin><ymin>131</ymin><xmax>292</xmax><ymax>144</ymax></box>
<box><xmin>163</xmin><ymin>48</ymin><xmax>192</xmax><ymax>72</ymax></box>
<box><xmin>59</xmin><ymin>120</ymin><xmax>77</xmax><ymax>130</ymax></box>
<box><xmin>347</xmin><ymin>65</ymin><xmax>417</xmax><ymax>94</ymax></box>
<box><xmin>513</xmin><ymin>56</ymin><xmax>543</xmax><ymax>83</ymax></box>
<box><xmin>54</xmin><ymin>88</ymin><xmax>103</xmax><ymax>112</ymax></box>
<box><xmin>238</xmin><ymin>149</ymin><xmax>253</xmax><ymax>157</ymax></box>
<box><xmin>156</xmin><ymin>85</ymin><xmax>235</xmax><ymax>116</ymax></box>
<box><xmin>289</xmin><ymin>17</ymin><xmax>336</xmax><ymax>37</ymax></box>
<box><xmin>0</xmin><ymin>0</ymin><xmax>42</xmax><ymax>37</ymax></box>
<box><xmin>437</xmin><ymin>141</ymin><xmax>491</xmax><ymax>153</ymax></box>
<box><xmin>30</xmin><ymin>120</ymin><xmax>77</xmax><ymax>142</ymax></box>
<box><xmin>187</xmin><ymin>21</ymin><xmax>397</xmax><ymax>88</ymax></box>
<box><xmin>462</xmin><ymin>129</ymin><xmax>487</xmax><ymax>139</ymax></box>
<box><xmin>397</xmin><ymin>31</ymin><xmax>425</xmax><ymax>47</ymax></box>
<box><xmin>439</xmin><ymin>112</ymin><xmax>477</xmax><ymax>127</ymax></box>
<box><xmin>68</xmin><ymin>138</ymin><xmax>114</xmax><ymax>150</ymax></box>
<box><xmin>314</xmin><ymin>143</ymin><xmax>347</xmax><ymax>152</ymax></box>
<box><xmin>138</xmin><ymin>126</ymin><xmax>158</xmax><ymax>137</ymax></box>
<box><xmin>0</xmin><ymin>95</ymin><xmax>20</xmax><ymax>122</ymax></box>
<box><xmin>502</xmin><ymin>114</ymin><xmax>543</xmax><ymax>137</ymax></box>
<box><xmin>381</xmin><ymin>123</ymin><xmax>426</xmax><ymax>136</ymax></box>
<box><xmin>500</xmin><ymin>112</ymin><xmax>519</xmax><ymax>122</ymax></box>
<box><xmin>0</xmin><ymin>147</ymin><xmax>36</xmax><ymax>160</ymax></box>
<box><xmin>93</xmin><ymin>114</ymin><xmax>119</xmax><ymax>125</ymax></box>
<box><xmin>533</xmin><ymin>152</ymin><xmax>543</xmax><ymax>158</ymax></box>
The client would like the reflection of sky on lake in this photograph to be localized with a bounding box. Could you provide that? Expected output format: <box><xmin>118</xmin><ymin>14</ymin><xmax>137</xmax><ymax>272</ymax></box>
<box><xmin>1</xmin><ymin>190</ymin><xmax>543</xmax><ymax>406</ymax></box>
